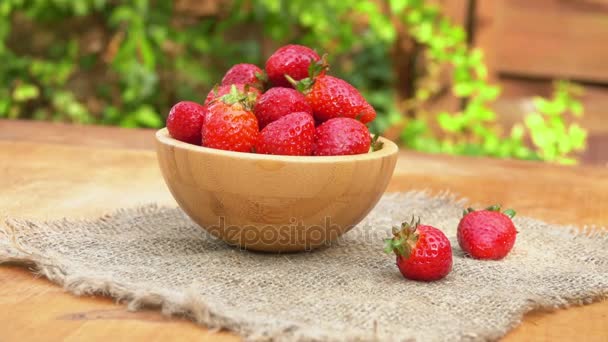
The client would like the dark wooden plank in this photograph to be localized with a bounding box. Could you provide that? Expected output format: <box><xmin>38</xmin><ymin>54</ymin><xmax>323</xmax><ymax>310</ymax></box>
<box><xmin>493</xmin><ymin>0</ymin><xmax>608</xmax><ymax>82</ymax></box>
<box><xmin>471</xmin><ymin>0</ymin><xmax>608</xmax><ymax>166</ymax></box>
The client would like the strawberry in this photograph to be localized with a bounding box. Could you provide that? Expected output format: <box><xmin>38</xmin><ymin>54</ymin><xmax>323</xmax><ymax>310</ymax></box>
<box><xmin>204</xmin><ymin>84</ymin><xmax>261</xmax><ymax>106</ymax></box>
<box><xmin>253</xmin><ymin>87</ymin><xmax>313</xmax><ymax>128</ymax></box>
<box><xmin>166</xmin><ymin>101</ymin><xmax>207</xmax><ymax>145</ymax></box>
<box><xmin>265</xmin><ymin>44</ymin><xmax>321</xmax><ymax>88</ymax></box>
<box><xmin>313</xmin><ymin>117</ymin><xmax>371</xmax><ymax>156</ymax></box>
<box><xmin>457</xmin><ymin>205</ymin><xmax>517</xmax><ymax>260</ymax></box>
<box><xmin>385</xmin><ymin>217</ymin><xmax>453</xmax><ymax>282</ymax></box>
<box><xmin>221</xmin><ymin>63</ymin><xmax>265</xmax><ymax>89</ymax></box>
<box><xmin>254</xmin><ymin>112</ymin><xmax>315</xmax><ymax>156</ymax></box>
<box><xmin>291</xmin><ymin>74</ymin><xmax>376</xmax><ymax>124</ymax></box>
<box><xmin>201</xmin><ymin>86</ymin><xmax>259</xmax><ymax>152</ymax></box>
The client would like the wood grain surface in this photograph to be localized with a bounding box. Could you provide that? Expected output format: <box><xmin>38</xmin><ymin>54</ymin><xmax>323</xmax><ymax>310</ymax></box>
<box><xmin>1</xmin><ymin>120</ymin><xmax>607</xmax><ymax>341</ymax></box>
<box><xmin>493</xmin><ymin>0</ymin><xmax>608</xmax><ymax>83</ymax></box>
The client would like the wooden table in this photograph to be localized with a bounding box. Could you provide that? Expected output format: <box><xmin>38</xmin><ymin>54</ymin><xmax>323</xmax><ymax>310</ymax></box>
<box><xmin>1</xmin><ymin>119</ymin><xmax>607</xmax><ymax>341</ymax></box>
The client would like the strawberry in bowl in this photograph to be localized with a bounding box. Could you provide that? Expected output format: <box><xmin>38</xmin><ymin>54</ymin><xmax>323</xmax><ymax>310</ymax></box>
<box><xmin>156</xmin><ymin>44</ymin><xmax>398</xmax><ymax>252</ymax></box>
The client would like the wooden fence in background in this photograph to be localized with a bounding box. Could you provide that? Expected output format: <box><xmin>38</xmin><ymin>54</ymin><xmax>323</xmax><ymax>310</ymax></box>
<box><xmin>460</xmin><ymin>0</ymin><xmax>608</xmax><ymax>164</ymax></box>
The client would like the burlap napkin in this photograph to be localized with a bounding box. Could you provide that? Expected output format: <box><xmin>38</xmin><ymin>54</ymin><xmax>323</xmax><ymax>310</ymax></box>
<box><xmin>1</xmin><ymin>192</ymin><xmax>607</xmax><ymax>341</ymax></box>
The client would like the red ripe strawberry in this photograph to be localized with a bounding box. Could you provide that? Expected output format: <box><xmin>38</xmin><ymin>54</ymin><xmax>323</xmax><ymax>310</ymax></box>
<box><xmin>385</xmin><ymin>217</ymin><xmax>453</xmax><ymax>282</ymax></box>
<box><xmin>265</xmin><ymin>44</ymin><xmax>321</xmax><ymax>88</ymax></box>
<box><xmin>313</xmin><ymin>117</ymin><xmax>371</xmax><ymax>156</ymax></box>
<box><xmin>457</xmin><ymin>205</ymin><xmax>517</xmax><ymax>260</ymax></box>
<box><xmin>201</xmin><ymin>86</ymin><xmax>259</xmax><ymax>152</ymax></box>
<box><xmin>221</xmin><ymin>63</ymin><xmax>265</xmax><ymax>89</ymax></box>
<box><xmin>204</xmin><ymin>84</ymin><xmax>261</xmax><ymax>106</ymax></box>
<box><xmin>296</xmin><ymin>75</ymin><xmax>376</xmax><ymax>124</ymax></box>
<box><xmin>253</xmin><ymin>87</ymin><xmax>313</xmax><ymax>128</ymax></box>
<box><xmin>166</xmin><ymin>101</ymin><xmax>207</xmax><ymax>144</ymax></box>
<box><xmin>254</xmin><ymin>112</ymin><xmax>315</xmax><ymax>156</ymax></box>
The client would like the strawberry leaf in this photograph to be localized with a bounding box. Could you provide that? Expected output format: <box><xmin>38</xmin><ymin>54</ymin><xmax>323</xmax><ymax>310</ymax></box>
<box><xmin>463</xmin><ymin>207</ymin><xmax>475</xmax><ymax>217</ymax></box>
<box><xmin>486</xmin><ymin>204</ymin><xmax>501</xmax><ymax>212</ymax></box>
<box><xmin>391</xmin><ymin>238</ymin><xmax>407</xmax><ymax>257</ymax></box>
<box><xmin>371</xmin><ymin>134</ymin><xmax>384</xmax><ymax>152</ymax></box>
<box><xmin>218</xmin><ymin>85</ymin><xmax>257</xmax><ymax>111</ymax></box>
<box><xmin>503</xmin><ymin>209</ymin><xmax>516</xmax><ymax>218</ymax></box>
<box><xmin>384</xmin><ymin>239</ymin><xmax>395</xmax><ymax>254</ymax></box>
<box><xmin>385</xmin><ymin>216</ymin><xmax>421</xmax><ymax>258</ymax></box>
<box><xmin>308</xmin><ymin>54</ymin><xmax>329</xmax><ymax>79</ymax></box>
<box><xmin>285</xmin><ymin>75</ymin><xmax>312</xmax><ymax>94</ymax></box>
<box><xmin>255</xmin><ymin>71</ymin><xmax>268</xmax><ymax>84</ymax></box>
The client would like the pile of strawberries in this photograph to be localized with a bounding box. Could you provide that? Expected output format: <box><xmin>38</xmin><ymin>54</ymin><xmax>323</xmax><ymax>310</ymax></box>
<box><xmin>166</xmin><ymin>44</ymin><xmax>380</xmax><ymax>156</ymax></box>
<box><xmin>385</xmin><ymin>205</ymin><xmax>518</xmax><ymax>282</ymax></box>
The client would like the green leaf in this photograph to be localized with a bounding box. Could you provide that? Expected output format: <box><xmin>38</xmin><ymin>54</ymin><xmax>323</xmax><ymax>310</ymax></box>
<box><xmin>109</xmin><ymin>6</ymin><xmax>134</xmax><ymax>26</ymax></box>
<box><xmin>476</xmin><ymin>108</ymin><xmax>496</xmax><ymax>121</ymax></box>
<box><xmin>102</xmin><ymin>106</ymin><xmax>121</xmax><ymax>124</ymax></box>
<box><xmin>405</xmin><ymin>9</ymin><xmax>422</xmax><ymax>24</ymax></box>
<box><xmin>0</xmin><ymin>98</ymin><xmax>10</xmax><ymax>117</ymax></box>
<box><xmin>568</xmin><ymin>124</ymin><xmax>587</xmax><ymax>150</ymax></box>
<box><xmin>138</xmin><ymin>38</ymin><xmax>156</xmax><ymax>70</ymax></box>
<box><xmin>437</xmin><ymin>112</ymin><xmax>461</xmax><ymax>132</ymax></box>
<box><xmin>533</xmin><ymin>97</ymin><xmax>552</xmax><ymax>114</ymax></box>
<box><xmin>479</xmin><ymin>85</ymin><xmax>500</xmax><ymax>101</ymax></box>
<box><xmin>400</xmin><ymin>119</ymin><xmax>428</xmax><ymax>143</ymax></box>
<box><xmin>525</xmin><ymin>113</ymin><xmax>544</xmax><ymax>128</ymax></box>
<box><xmin>12</xmin><ymin>83</ymin><xmax>40</xmax><ymax>102</ymax></box>
<box><xmin>453</xmin><ymin>82</ymin><xmax>474</xmax><ymax>97</ymax></box>
<box><xmin>119</xmin><ymin>115</ymin><xmax>139</xmax><ymax>128</ymax></box>
<box><xmin>389</xmin><ymin>0</ymin><xmax>407</xmax><ymax>13</ymax></box>
<box><xmin>72</xmin><ymin>1</ymin><xmax>89</xmax><ymax>16</ymax></box>
<box><xmin>469</xmin><ymin>49</ymin><xmax>483</xmax><ymax>63</ymax></box>
<box><xmin>414</xmin><ymin>22</ymin><xmax>433</xmax><ymax>43</ymax></box>
<box><xmin>510</xmin><ymin>124</ymin><xmax>524</xmax><ymax>140</ymax></box>
<box><xmin>355</xmin><ymin>1</ymin><xmax>376</xmax><ymax>13</ymax></box>
<box><xmin>458</xmin><ymin>143</ymin><xmax>484</xmax><ymax>156</ymax></box>
<box><xmin>570</xmin><ymin>101</ymin><xmax>584</xmax><ymax>117</ymax></box>
<box><xmin>475</xmin><ymin>64</ymin><xmax>488</xmax><ymax>79</ymax></box>
<box><xmin>134</xmin><ymin>105</ymin><xmax>162</xmax><ymax>128</ymax></box>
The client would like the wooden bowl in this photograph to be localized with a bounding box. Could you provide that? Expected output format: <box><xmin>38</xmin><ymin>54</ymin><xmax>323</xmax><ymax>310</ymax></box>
<box><xmin>155</xmin><ymin>128</ymin><xmax>398</xmax><ymax>252</ymax></box>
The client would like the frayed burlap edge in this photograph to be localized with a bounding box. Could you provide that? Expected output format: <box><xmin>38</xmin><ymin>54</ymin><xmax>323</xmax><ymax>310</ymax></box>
<box><xmin>1</xmin><ymin>191</ymin><xmax>607</xmax><ymax>342</ymax></box>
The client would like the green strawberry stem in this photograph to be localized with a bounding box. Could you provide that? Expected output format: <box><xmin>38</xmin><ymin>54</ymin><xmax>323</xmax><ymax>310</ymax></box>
<box><xmin>285</xmin><ymin>74</ymin><xmax>313</xmax><ymax>94</ymax></box>
<box><xmin>462</xmin><ymin>207</ymin><xmax>475</xmax><ymax>217</ymax></box>
<box><xmin>503</xmin><ymin>209</ymin><xmax>516</xmax><ymax>219</ymax></box>
<box><xmin>371</xmin><ymin>133</ymin><xmax>384</xmax><ymax>152</ymax></box>
<box><xmin>463</xmin><ymin>205</ymin><xmax>516</xmax><ymax>219</ymax></box>
<box><xmin>253</xmin><ymin>71</ymin><xmax>268</xmax><ymax>91</ymax></box>
<box><xmin>255</xmin><ymin>71</ymin><xmax>268</xmax><ymax>83</ymax></box>
<box><xmin>285</xmin><ymin>56</ymin><xmax>329</xmax><ymax>94</ymax></box>
<box><xmin>486</xmin><ymin>204</ymin><xmax>501</xmax><ymax>212</ymax></box>
<box><xmin>308</xmin><ymin>54</ymin><xmax>329</xmax><ymax>78</ymax></box>
<box><xmin>384</xmin><ymin>216</ymin><xmax>420</xmax><ymax>258</ymax></box>
<box><xmin>218</xmin><ymin>84</ymin><xmax>257</xmax><ymax>111</ymax></box>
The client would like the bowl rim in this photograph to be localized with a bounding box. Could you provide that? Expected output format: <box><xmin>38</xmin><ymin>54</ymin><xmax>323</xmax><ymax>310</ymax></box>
<box><xmin>156</xmin><ymin>127</ymin><xmax>398</xmax><ymax>163</ymax></box>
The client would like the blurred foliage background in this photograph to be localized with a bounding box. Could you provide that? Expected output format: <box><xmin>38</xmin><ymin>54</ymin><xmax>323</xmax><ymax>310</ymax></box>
<box><xmin>0</xmin><ymin>0</ymin><xmax>587</xmax><ymax>163</ymax></box>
